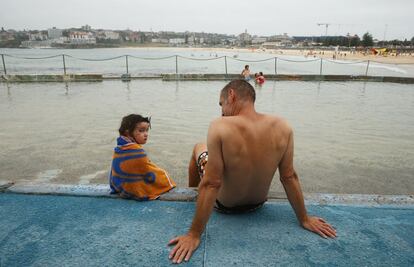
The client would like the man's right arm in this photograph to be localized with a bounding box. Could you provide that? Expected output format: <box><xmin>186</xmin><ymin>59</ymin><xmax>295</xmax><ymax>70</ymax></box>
<box><xmin>168</xmin><ymin>120</ymin><xmax>225</xmax><ymax>263</ymax></box>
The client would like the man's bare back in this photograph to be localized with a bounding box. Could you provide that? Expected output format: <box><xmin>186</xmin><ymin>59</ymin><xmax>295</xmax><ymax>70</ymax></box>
<box><xmin>214</xmin><ymin>114</ymin><xmax>291</xmax><ymax>207</ymax></box>
<box><xmin>168</xmin><ymin>80</ymin><xmax>336</xmax><ymax>264</ymax></box>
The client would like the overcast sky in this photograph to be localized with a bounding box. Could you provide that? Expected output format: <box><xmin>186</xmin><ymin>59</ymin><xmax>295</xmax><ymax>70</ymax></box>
<box><xmin>1</xmin><ymin>0</ymin><xmax>413</xmax><ymax>40</ymax></box>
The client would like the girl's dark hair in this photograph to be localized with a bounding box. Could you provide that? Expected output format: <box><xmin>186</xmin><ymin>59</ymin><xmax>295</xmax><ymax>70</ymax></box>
<box><xmin>118</xmin><ymin>114</ymin><xmax>151</xmax><ymax>136</ymax></box>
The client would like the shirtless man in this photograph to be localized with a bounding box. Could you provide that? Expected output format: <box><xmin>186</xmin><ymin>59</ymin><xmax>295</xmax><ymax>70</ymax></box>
<box><xmin>168</xmin><ymin>80</ymin><xmax>336</xmax><ymax>264</ymax></box>
<box><xmin>241</xmin><ymin>65</ymin><xmax>251</xmax><ymax>80</ymax></box>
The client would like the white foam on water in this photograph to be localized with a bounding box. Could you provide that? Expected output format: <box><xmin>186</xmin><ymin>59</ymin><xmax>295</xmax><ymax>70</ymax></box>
<box><xmin>78</xmin><ymin>170</ymin><xmax>107</xmax><ymax>185</ymax></box>
<box><xmin>34</xmin><ymin>169</ymin><xmax>62</xmax><ymax>183</ymax></box>
<box><xmin>324</xmin><ymin>60</ymin><xmax>409</xmax><ymax>75</ymax></box>
<box><xmin>368</xmin><ymin>63</ymin><xmax>407</xmax><ymax>74</ymax></box>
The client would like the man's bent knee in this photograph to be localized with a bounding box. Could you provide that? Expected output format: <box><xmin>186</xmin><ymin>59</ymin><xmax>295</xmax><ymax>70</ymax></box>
<box><xmin>193</xmin><ymin>143</ymin><xmax>207</xmax><ymax>158</ymax></box>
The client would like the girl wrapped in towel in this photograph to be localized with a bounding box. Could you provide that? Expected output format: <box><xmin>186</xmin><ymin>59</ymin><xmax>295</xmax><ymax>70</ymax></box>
<box><xmin>110</xmin><ymin>114</ymin><xmax>176</xmax><ymax>200</ymax></box>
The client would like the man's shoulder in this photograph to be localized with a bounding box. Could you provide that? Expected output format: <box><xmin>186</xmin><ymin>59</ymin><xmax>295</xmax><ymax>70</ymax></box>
<box><xmin>211</xmin><ymin>114</ymin><xmax>290</xmax><ymax>125</ymax></box>
<box><xmin>210</xmin><ymin>117</ymin><xmax>224</xmax><ymax>125</ymax></box>
<box><xmin>264</xmin><ymin>114</ymin><xmax>290</xmax><ymax>126</ymax></box>
<box><xmin>208</xmin><ymin>117</ymin><xmax>226</xmax><ymax>132</ymax></box>
<box><xmin>209</xmin><ymin>116</ymin><xmax>245</xmax><ymax>133</ymax></box>
<box><xmin>262</xmin><ymin>114</ymin><xmax>293</xmax><ymax>135</ymax></box>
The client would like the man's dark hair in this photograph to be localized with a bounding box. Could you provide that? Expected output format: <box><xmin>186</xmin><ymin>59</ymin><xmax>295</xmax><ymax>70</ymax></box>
<box><xmin>221</xmin><ymin>79</ymin><xmax>256</xmax><ymax>102</ymax></box>
<box><xmin>119</xmin><ymin>114</ymin><xmax>151</xmax><ymax>136</ymax></box>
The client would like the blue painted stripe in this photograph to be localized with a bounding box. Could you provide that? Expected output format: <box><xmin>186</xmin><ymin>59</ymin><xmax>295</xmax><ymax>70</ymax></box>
<box><xmin>111</xmin><ymin>154</ymin><xmax>147</xmax><ymax>177</ymax></box>
<box><xmin>110</xmin><ymin>172</ymin><xmax>156</xmax><ymax>184</ymax></box>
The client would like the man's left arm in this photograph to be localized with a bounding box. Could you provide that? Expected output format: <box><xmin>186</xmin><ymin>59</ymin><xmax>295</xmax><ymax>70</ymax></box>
<box><xmin>279</xmin><ymin>129</ymin><xmax>337</xmax><ymax>239</ymax></box>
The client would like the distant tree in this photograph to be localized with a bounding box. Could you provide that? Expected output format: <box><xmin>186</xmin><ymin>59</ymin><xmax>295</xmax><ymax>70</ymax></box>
<box><xmin>362</xmin><ymin>32</ymin><xmax>373</xmax><ymax>47</ymax></box>
<box><xmin>411</xmin><ymin>36</ymin><xmax>414</xmax><ymax>45</ymax></box>
<box><xmin>403</xmin><ymin>38</ymin><xmax>409</xmax><ymax>46</ymax></box>
<box><xmin>350</xmin><ymin>35</ymin><xmax>360</xmax><ymax>47</ymax></box>
<box><xmin>390</xmin><ymin>39</ymin><xmax>400</xmax><ymax>46</ymax></box>
<box><xmin>139</xmin><ymin>32</ymin><xmax>146</xmax><ymax>44</ymax></box>
<box><xmin>118</xmin><ymin>31</ymin><xmax>127</xmax><ymax>42</ymax></box>
<box><xmin>339</xmin><ymin>36</ymin><xmax>349</xmax><ymax>47</ymax></box>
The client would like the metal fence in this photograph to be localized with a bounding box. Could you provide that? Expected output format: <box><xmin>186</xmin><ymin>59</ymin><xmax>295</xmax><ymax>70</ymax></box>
<box><xmin>1</xmin><ymin>53</ymin><xmax>414</xmax><ymax>77</ymax></box>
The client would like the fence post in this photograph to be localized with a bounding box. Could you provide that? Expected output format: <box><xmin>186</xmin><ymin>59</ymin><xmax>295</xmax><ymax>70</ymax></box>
<box><xmin>1</xmin><ymin>54</ymin><xmax>7</xmax><ymax>75</ymax></box>
<box><xmin>365</xmin><ymin>60</ymin><xmax>370</xmax><ymax>76</ymax></box>
<box><xmin>319</xmin><ymin>58</ymin><xmax>323</xmax><ymax>75</ymax></box>
<box><xmin>274</xmin><ymin>57</ymin><xmax>278</xmax><ymax>75</ymax></box>
<box><xmin>62</xmin><ymin>54</ymin><xmax>66</xmax><ymax>75</ymax></box>
<box><xmin>125</xmin><ymin>55</ymin><xmax>129</xmax><ymax>74</ymax></box>
<box><xmin>175</xmin><ymin>55</ymin><xmax>178</xmax><ymax>75</ymax></box>
<box><xmin>224</xmin><ymin>56</ymin><xmax>228</xmax><ymax>76</ymax></box>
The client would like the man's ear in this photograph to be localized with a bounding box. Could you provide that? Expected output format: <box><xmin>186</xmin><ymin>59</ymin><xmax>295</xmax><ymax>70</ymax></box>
<box><xmin>228</xmin><ymin>88</ymin><xmax>236</xmax><ymax>103</ymax></box>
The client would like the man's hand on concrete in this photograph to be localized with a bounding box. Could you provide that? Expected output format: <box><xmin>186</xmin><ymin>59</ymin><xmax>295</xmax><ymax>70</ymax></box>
<box><xmin>168</xmin><ymin>233</ymin><xmax>200</xmax><ymax>264</ymax></box>
<box><xmin>302</xmin><ymin>216</ymin><xmax>337</xmax><ymax>238</ymax></box>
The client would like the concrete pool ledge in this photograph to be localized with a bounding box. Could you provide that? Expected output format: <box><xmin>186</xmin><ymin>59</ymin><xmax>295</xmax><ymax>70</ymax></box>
<box><xmin>302</xmin><ymin>193</ymin><xmax>414</xmax><ymax>206</ymax></box>
<box><xmin>3</xmin><ymin>182</ymin><xmax>198</xmax><ymax>202</ymax></box>
<box><xmin>1</xmin><ymin>74</ymin><xmax>103</xmax><ymax>82</ymax></box>
<box><xmin>2</xmin><ymin>181</ymin><xmax>413</xmax><ymax>206</ymax></box>
<box><xmin>161</xmin><ymin>74</ymin><xmax>414</xmax><ymax>83</ymax></box>
<box><xmin>0</xmin><ymin>180</ymin><xmax>14</xmax><ymax>192</ymax></box>
<box><xmin>2</xmin><ymin>74</ymin><xmax>414</xmax><ymax>83</ymax></box>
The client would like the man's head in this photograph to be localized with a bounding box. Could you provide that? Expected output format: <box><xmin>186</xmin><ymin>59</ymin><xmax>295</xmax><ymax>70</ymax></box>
<box><xmin>220</xmin><ymin>80</ymin><xmax>256</xmax><ymax>116</ymax></box>
<box><xmin>245</xmin><ymin>65</ymin><xmax>249</xmax><ymax>70</ymax></box>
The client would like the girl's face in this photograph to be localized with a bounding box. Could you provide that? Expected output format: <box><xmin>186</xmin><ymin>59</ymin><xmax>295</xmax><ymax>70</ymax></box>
<box><xmin>129</xmin><ymin>122</ymin><xmax>150</xmax><ymax>144</ymax></box>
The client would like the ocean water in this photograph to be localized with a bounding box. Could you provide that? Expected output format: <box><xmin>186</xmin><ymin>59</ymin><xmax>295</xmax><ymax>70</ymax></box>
<box><xmin>0</xmin><ymin>79</ymin><xmax>413</xmax><ymax>194</ymax></box>
<box><xmin>1</xmin><ymin>47</ymin><xmax>414</xmax><ymax>77</ymax></box>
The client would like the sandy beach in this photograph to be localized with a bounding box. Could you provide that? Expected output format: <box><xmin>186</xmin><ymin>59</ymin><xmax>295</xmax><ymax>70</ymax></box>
<box><xmin>212</xmin><ymin>47</ymin><xmax>414</xmax><ymax>64</ymax></box>
<box><xmin>127</xmin><ymin>46</ymin><xmax>414</xmax><ymax>64</ymax></box>
<box><xmin>262</xmin><ymin>48</ymin><xmax>414</xmax><ymax>64</ymax></box>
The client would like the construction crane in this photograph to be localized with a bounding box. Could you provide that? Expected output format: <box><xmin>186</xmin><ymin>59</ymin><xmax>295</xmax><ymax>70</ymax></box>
<box><xmin>317</xmin><ymin>23</ymin><xmax>331</xmax><ymax>36</ymax></box>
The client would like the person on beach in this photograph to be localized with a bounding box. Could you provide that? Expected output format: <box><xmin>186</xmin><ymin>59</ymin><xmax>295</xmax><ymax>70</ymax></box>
<box><xmin>168</xmin><ymin>80</ymin><xmax>336</xmax><ymax>264</ymax></box>
<box><xmin>109</xmin><ymin>114</ymin><xmax>176</xmax><ymax>200</ymax></box>
<box><xmin>241</xmin><ymin>65</ymin><xmax>251</xmax><ymax>81</ymax></box>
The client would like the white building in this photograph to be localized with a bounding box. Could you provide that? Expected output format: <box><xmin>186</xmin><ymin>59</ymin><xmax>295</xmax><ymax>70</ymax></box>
<box><xmin>52</xmin><ymin>37</ymin><xmax>69</xmax><ymax>44</ymax></box>
<box><xmin>238</xmin><ymin>29</ymin><xmax>252</xmax><ymax>45</ymax></box>
<box><xmin>0</xmin><ymin>29</ymin><xmax>15</xmax><ymax>41</ymax></box>
<box><xmin>29</xmin><ymin>32</ymin><xmax>48</xmax><ymax>41</ymax></box>
<box><xmin>48</xmin><ymin>27</ymin><xmax>63</xmax><ymax>39</ymax></box>
<box><xmin>69</xmin><ymin>31</ymin><xmax>96</xmax><ymax>44</ymax></box>
<box><xmin>169</xmin><ymin>38</ymin><xmax>185</xmax><ymax>45</ymax></box>
<box><xmin>103</xmin><ymin>31</ymin><xmax>120</xmax><ymax>40</ymax></box>
<box><xmin>251</xmin><ymin>37</ymin><xmax>267</xmax><ymax>45</ymax></box>
<box><xmin>264</xmin><ymin>33</ymin><xmax>293</xmax><ymax>48</ymax></box>
<box><xmin>187</xmin><ymin>35</ymin><xmax>196</xmax><ymax>46</ymax></box>
<box><xmin>151</xmin><ymin>38</ymin><xmax>169</xmax><ymax>44</ymax></box>
<box><xmin>21</xmin><ymin>40</ymin><xmax>52</xmax><ymax>48</ymax></box>
<box><xmin>268</xmin><ymin>33</ymin><xmax>291</xmax><ymax>41</ymax></box>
